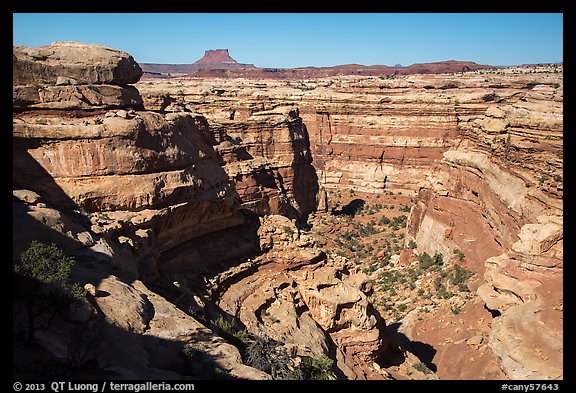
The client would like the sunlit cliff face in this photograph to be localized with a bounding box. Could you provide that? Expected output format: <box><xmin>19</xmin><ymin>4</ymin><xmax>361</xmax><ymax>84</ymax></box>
<box><xmin>13</xmin><ymin>42</ymin><xmax>562</xmax><ymax>380</ymax></box>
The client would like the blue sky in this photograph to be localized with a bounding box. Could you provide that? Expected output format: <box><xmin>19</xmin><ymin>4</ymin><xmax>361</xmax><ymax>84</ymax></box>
<box><xmin>13</xmin><ymin>13</ymin><xmax>563</xmax><ymax>67</ymax></box>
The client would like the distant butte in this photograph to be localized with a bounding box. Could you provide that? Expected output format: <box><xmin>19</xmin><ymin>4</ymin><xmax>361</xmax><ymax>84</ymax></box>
<box><xmin>141</xmin><ymin>49</ymin><xmax>255</xmax><ymax>75</ymax></box>
<box><xmin>140</xmin><ymin>51</ymin><xmax>496</xmax><ymax>80</ymax></box>
<box><xmin>194</xmin><ymin>49</ymin><xmax>238</xmax><ymax>64</ymax></box>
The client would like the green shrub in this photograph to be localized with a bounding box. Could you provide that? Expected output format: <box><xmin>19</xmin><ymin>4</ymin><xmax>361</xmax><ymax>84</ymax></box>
<box><xmin>14</xmin><ymin>241</ymin><xmax>83</xmax><ymax>306</ymax></box>
<box><xmin>214</xmin><ymin>367</ymin><xmax>230</xmax><ymax>379</ymax></box>
<box><xmin>233</xmin><ymin>329</ymin><xmax>250</xmax><ymax>343</ymax></box>
<box><xmin>434</xmin><ymin>276</ymin><xmax>443</xmax><ymax>291</ymax></box>
<box><xmin>358</xmin><ymin>222</ymin><xmax>379</xmax><ymax>237</ymax></box>
<box><xmin>14</xmin><ymin>241</ymin><xmax>82</xmax><ymax>340</ymax></box>
<box><xmin>16</xmin><ymin>241</ymin><xmax>76</xmax><ymax>286</ymax></box>
<box><xmin>414</xmin><ymin>361</ymin><xmax>433</xmax><ymax>375</ymax></box>
<box><xmin>408</xmin><ymin>240</ymin><xmax>417</xmax><ymax>249</ymax></box>
<box><xmin>437</xmin><ymin>284</ymin><xmax>453</xmax><ymax>299</ymax></box>
<box><xmin>451</xmin><ymin>264</ymin><xmax>474</xmax><ymax>287</ymax></box>
<box><xmin>418</xmin><ymin>252</ymin><xmax>442</xmax><ymax>270</ymax></box>
<box><xmin>213</xmin><ymin>315</ymin><xmax>235</xmax><ymax>334</ymax></box>
<box><xmin>399</xmin><ymin>204</ymin><xmax>411</xmax><ymax>212</ymax></box>
<box><xmin>70</xmin><ymin>282</ymin><xmax>87</xmax><ymax>301</ymax></box>
<box><xmin>291</xmin><ymin>355</ymin><xmax>335</xmax><ymax>380</ymax></box>
<box><xmin>211</xmin><ymin>315</ymin><xmax>251</xmax><ymax>344</ymax></box>
<box><xmin>433</xmin><ymin>252</ymin><xmax>444</xmax><ymax>266</ymax></box>
<box><xmin>453</xmin><ymin>248</ymin><xmax>465</xmax><ymax>262</ymax></box>
<box><xmin>407</xmin><ymin>268</ymin><xmax>421</xmax><ymax>281</ymax></box>
<box><xmin>538</xmin><ymin>175</ymin><xmax>549</xmax><ymax>184</ymax></box>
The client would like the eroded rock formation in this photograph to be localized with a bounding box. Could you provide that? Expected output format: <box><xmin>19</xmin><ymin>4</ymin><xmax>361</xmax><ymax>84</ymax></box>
<box><xmin>13</xmin><ymin>41</ymin><xmax>562</xmax><ymax>380</ymax></box>
<box><xmin>210</xmin><ymin>215</ymin><xmax>390</xmax><ymax>379</ymax></box>
<box><xmin>212</xmin><ymin>106</ymin><xmax>320</xmax><ymax>220</ymax></box>
<box><xmin>12</xmin><ymin>42</ymin><xmax>388</xmax><ymax>380</ymax></box>
<box><xmin>136</xmin><ymin>64</ymin><xmax>563</xmax><ymax>380</ymax></box>
<box><xmin>408</xmin><ymin>77</ymin><xmax>563</xmax><ymax>380</ymax></box>
<box><xmin>13</xmin><ymin>41</ymin><xmax>143</xmax><ymax>110</ymax></box>
<box><xmin>12</xmin><ymin>42</ymin><xmax>265</xmax><ymax>379</ymax></box>
<box><xmin>194</xmin><ymin>49</ymin><xmax>239</xmax><ymax>65</ymax></box>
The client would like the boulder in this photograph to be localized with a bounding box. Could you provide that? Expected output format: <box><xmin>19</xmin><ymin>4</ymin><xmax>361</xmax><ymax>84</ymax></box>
<box><xmin>13</xmin><ymin>41</ymin><xmax>142</xmax><ymax>86</ymax></box>
<box><xmin>94</xmin><ymin>275</ymin><xmax>152</xmax><ymax>333</ymax></box>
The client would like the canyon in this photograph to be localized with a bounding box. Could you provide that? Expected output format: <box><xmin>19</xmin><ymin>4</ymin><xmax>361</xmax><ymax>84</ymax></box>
<box><xmin>13</xmin><ymin>42</ymin><xmax>563</xmax><ymax>381</ymax></box>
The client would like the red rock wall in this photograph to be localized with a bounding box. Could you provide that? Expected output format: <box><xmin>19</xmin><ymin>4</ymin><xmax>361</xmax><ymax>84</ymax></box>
<box><xmin>136</xmin><ymin>68</ymin><xmax>563</xmax><ymax>379</ymax></box>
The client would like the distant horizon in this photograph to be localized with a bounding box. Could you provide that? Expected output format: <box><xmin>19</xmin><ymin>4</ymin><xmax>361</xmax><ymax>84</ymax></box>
<box><xmin>137</xmin><ymin>53</ymin><xmax>562</xmax><ymax>69</ymax></box>
<box><xmin>13</xmin><ymin>13</ymin><xmax>563</xmax><ymax>68</ymax></box>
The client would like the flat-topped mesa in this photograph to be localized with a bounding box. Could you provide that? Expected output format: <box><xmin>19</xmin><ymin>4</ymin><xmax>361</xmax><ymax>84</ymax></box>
<box><xmin>13</xmin><ymin>41</ymin><xmax>144</xmax><ymax>110</ymax></box>
<box><xmin>140</xmin><ymin>50</ymin><xmax>256</xmax><ymax>75</ymax></box>
<box><xmin>194</xmin><ymin>49</ymin><xmax>238</xmax><ymax>65</ymax></box>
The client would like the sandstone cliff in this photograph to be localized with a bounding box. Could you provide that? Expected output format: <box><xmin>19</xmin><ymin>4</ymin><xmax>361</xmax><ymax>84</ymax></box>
<box><xmin>138</xmin><ymin>82</ymin><xmax>320</xmax><ymax>221</ymax></box>
<box><xmin>13</xmin><ymin>42</ymin><xmax>392</xmax><ymax>380</ymax></box>
<box><xmin>408</xmin><ymin>75</ymin><xmax>562</xmax><ymax>380</ymax></box>
<box><xmin>12</xmin><ymin>41</ymin><xmax>563</xmax><ymax>381</ymax></box>
<box><xmin>136</xmin><ymin>64</ymin><xmax>563</xmax><ymax>380</ymax></box>
<box><xmin>14</xmin><ymin>41</ymin><xmax>143</xmax><ymax>110</ymax></box>
<box><xmin>13</xmin><ymin>42</ymin><xmax>265</xmax><ymax>380</ymax></box>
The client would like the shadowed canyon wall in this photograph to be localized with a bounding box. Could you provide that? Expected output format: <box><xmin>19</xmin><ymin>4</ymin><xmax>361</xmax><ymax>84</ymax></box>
<box><xmin>13</xmin><ymin>42</ymin><xmax>272</xmax><ymax>379</ymax></box>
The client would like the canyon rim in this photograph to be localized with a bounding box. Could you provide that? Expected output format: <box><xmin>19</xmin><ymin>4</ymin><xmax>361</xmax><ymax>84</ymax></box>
<box><xmin>13</xmin><ymin>41</ymin><xmax>563</xmax><ymax>381</ymax></box>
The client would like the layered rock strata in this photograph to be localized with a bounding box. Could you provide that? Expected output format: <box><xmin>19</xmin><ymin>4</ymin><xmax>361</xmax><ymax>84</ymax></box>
<box><xmin>12</xmin><ymin>43</ymin><xmax>264</xmax><ymax>379</ymax></box>
<box><xmin>14</xmin><ymin>41</ymin><xmax>562</xmax><ymax>380</ymax></box>
<box><xmin>13</xmin><ymin>41</ymin><xmax>143</xmax><ymax>110</ymax></box>
<box><xmin>138</xmin><ymin>82</ymin><xmax>320</xmax><ymax>220</ymax></box>
<box><xmin>136</xmin><ymin>68</ymin><xmax>562</xmax><ymax>199</ymax></box>
<box><xmin>136</xmin><ymin>65</ymin><xmax>563</xmax><ymax>379</ymax></box>
<box><xmin>406</xmin><ymin>74</ymin><xmax>563</xmax><ymax>379</ymax></box>
<box><xmin>211</xmin><ymin>106</ymin><xmax>319</xmax><ymax>220</ymax></box>
<box><xmin>13</xmin><ymin>42</ymin><xmax>392</xmax><ymax>380</ymax></box>
<box><xmin>211</xmin><ymin>215</ymin><xmax>390</xmax><ymax>379</ymax></box>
